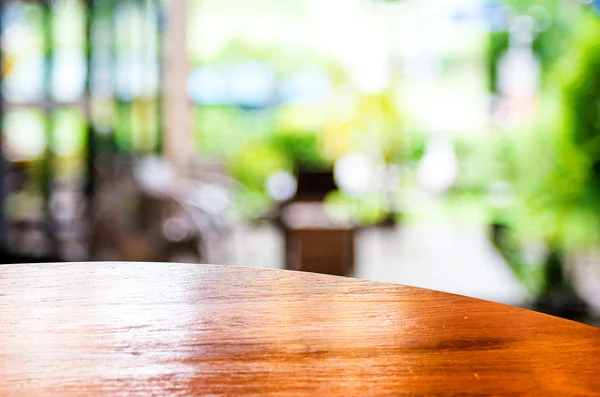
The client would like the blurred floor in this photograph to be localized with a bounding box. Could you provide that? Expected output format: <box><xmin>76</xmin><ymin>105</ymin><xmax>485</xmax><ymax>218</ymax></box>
<box><xmin>354</xmin><ymin>224</ymin><xmax>526</xmax><ymax>305</ymax></box>
<box><xmin>230</xmin><ymin>223</ymin><xmax>527</xmax><ymax>306</ymax></box>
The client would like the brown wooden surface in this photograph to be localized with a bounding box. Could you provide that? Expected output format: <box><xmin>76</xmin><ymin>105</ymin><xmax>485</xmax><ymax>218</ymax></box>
<box><xmin>0</xmin><ymin>262</ymin><xmax>599</xmax><ymax>396</ymax></box>
<box><xmin>286</xmin><ymin>228</ymin><xmax>355</xmax><ymax>276</ymax></box>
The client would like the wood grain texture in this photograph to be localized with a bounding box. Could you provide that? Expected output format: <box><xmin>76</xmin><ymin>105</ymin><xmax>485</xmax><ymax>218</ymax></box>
<box><xmin>0</xmin><ymin>262</ymin><xmax>599</xmax><ymax>396</ymax></box>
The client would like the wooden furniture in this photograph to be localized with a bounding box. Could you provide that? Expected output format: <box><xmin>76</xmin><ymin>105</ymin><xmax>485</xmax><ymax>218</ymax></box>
<box><xmin>281</xmin><ymin>202</ymin><xmax>355</xmax><ymax>276</ymax></box>
<box><xmin>278</xmin><ymin>170</ymin><xmax>356</xmax><ymax>276</ymax></box>
<box><xmin>285</xmin><ymin>226</ymin><xmax>355</xmax><ymax>276</ymax></box>
<box><xmin>1</xmin><ymin>262</ymin><xmax>599</xmax><ymax>396</ymax></box>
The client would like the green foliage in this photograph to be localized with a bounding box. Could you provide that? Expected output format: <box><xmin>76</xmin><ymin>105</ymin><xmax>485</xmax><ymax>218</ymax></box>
<box><xmin>558</xmin><ymin>12</ymin><xmax>600</xmax><ymax>203</ymax></box>
<box><xmin>452</xmin><ymin>135</ymin><xmax>494</xmax><ymax>192</ymax></box>
<box><xmin>404</xmin><ymin>130</ymin><xmax>427</xmax><ymax>164</ymax></box>
<box><xmin>510</xmin><ymin>102</ymin><xmax>590</xmax><ymax>245</ymax></box>
<box><xmin>473</xmin><ymin>90</ymin><xmax>585</xmax><ymax>247</ymax></box>
<box><xmin>500</xmin><ymin>0</ymin><xmax>560</xmax><ymax>15</ymax></box>
<box><xmin>487</xmin><ymin>0</ymin><xmax>572</xmax><ymax>92</ymax></box>
<box><xmin>533</xmin><ymin>25</ymin><xmax>567</xmax><ymax>87</ymax></box>
<box><xmin>270</xmin><ymin>129</ymin><xmax>329</xmax><ymax>171</ymax></box>
<box><xmin>114</xmin><ymin>102</ymin><xmax>133</xmax><ymax>151</ymax></box>
<box><xmin>233</xmin><ymin>190</ymin><xmax>273</xmax><ymax>220</ymax></box>
<box><xmin>487</xmin><ymin>106</ymin><xmax>589</xmax><ymax>295</ymax></box>
<box><xmin>354</xmin><ymin>91</ymin><xmax>405</xmax><ymax>163</ymax></box>
<box><xmin>194</xmin><ymin>106</ymin><xmax>275</xmax><ymax>157</ymax></box>
<box><xmin>485</xmin><ymin>5</ymin><xmax>598</xmax><ymax>247</ymax></box>
<box><xmin>228</xmin><ymin>140</ymin><xmax>292</xmax><ymax>192</ymax></box>
<box><xmin>324</xmin><ymin>190</ymin><xmax>388</xmax><ymax>226</ymax></box>
<box><xmin>486</xmin><ymin>29</ymin><xmax>562</xmax><ymax>94</ymax></box>
<box><xmin>486</xmin><ymin>32</ymin><xmax>509</xmax><ymax>94</ymax></box>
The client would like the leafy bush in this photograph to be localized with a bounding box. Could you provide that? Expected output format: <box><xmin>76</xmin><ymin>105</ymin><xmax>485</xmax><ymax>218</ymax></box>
<box><xmin>228</xmin><ymin>140</ymin><xmax>292</xmax><ymax>192</ymax></box>
<box><xmin>270</xmin><ymin>129</ymin><xmax>329</xmax><ymax>171</ymax></box>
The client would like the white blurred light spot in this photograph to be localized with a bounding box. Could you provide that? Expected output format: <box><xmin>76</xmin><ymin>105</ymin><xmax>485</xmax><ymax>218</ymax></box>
<box><xmin>417</xmin><ymin>138</ymin><xmax>459</xmax><ymax>194</ymax></box>
<box><xmin>52</xmin><ymin>51</ymin><xmax>86</xmax><ymax>102</ymax></box>
<box><xmin>197</xmin><ymin>184</ymin><xmax>230</xmax><ymax>214</ymax></box>
<box><xmin>4</xmin><ymin>114</ymin><xmax>46</xmax><ymax>160</ymax></box>
<box><xmin>3</xmin><ymin>55</ymin><xmax>45</xmax><ymax>102</ymax></box>
<box><xmin>335</xmin><ymin>152</ymin><xmax>374</xmax><ymax>197</ymax></box>
<box><xmin>266</xmin><ymin>171</ymin><xmax>297</xmax><ymax>202</ymax></box>
<box><xmin>498</xmin><ymin>48</ymin><xmax>539</xmax><ymax>98</ymax></box>
<box><xmin>134</xmin><ymin>157</ymin><xmax>174</xmax><ymax>193</ymax></box>
<box><xmin>511</xmin><ymin>15</ymin><xmax>535</xmax><ymax>45</ymax></box>
<box><xmin>163</xmin><ymin>217</ymin><xmax>189</xmax><ymax>242</ymax></box>
<box><xmin>351</xmin><ymin>62</ymin><xmax>391</xmax><ymax>94</ymax></box>
<box><xmin>50</xmin><ymin>191</ymin><xmax>83</xmax><ymax>221</ymax></box>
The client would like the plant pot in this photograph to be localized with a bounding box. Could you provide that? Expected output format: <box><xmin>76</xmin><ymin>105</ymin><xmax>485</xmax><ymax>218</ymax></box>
<box><xmin>532</xmin><ymin>249</ymin><xmax>590</xmax><ymax>321</ymax></box>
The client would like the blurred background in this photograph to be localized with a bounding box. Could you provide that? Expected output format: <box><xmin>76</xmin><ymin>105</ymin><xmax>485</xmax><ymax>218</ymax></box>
<box><xmin>1</xmin><ymin>0</ymin><xmax>600</xmax><ymax>325</ymax></box>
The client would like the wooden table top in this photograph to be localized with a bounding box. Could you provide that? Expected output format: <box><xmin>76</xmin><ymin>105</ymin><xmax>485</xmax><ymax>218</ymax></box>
<box><xmin>1</xmin><ymin>263</ymin><xmax>599</xmax><ymax>396</ymax></box>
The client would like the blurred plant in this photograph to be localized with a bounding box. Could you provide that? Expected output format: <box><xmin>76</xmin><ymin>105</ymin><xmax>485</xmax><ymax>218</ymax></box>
<box><xmin>559</xmin><ymin>11</ymin><xmax>600</xmax><ymax>207</ymax></box>
<box><xmin>228</xmin><ymin>140</ymin><xmax>292</xmax><ymax>194</ymax></box>
<box><xmin>194</xmin><ymin>106</ymin><xmax>275</xmax><ymax>157</ymax></box>
<box><xmin>487</xmin><ymin>12</ymin><xmax>600</xmax><ymax>312</ymax></box>
<box><xmin>452</xmin><ymin>135</ymin><xmax>498</xmax><ymax>193</ymax></box>
<box><xmin>190</xmin><ymin>39</ymin><xmax>408</xmax><ymax>225</ymax></box>
<box><xmin>511</xmin><ymin>101</ymin><xmax>589</xmax><ymax>247</ymax></box>
<box><xmin>325</xmin><ymin>190</ymin><xmax>389</xmax><ymax>226</ymax></box>
<box><xmin>271</xmin><ymin>129</ymin><xmax>329</xmax><ymax>171</ymax></box>
<box><xmin>354</xmin><ymin>89</ymin><xmax>405</xmax><ymax>164</ymax></box>
<box><xmin>487</xmin><ymin>97</ymin><xmax>591</xmax><ymax>305</ymax></box>
<box><xmin>321</xmin><ymin>84</ymin><xmax>405</xmax><ymax>164</ymax></box>
<box><xmin>487</xmin><ymin>0</ymin><xmax>573</xmax><ymax>92</ymax></box>
<box><xmin>404</xmin><ymin>129</ymin><xmax>428</xmax><ymax>165</ymax></box>
<box><xmin>515</xmin><ymin>103</ymin><xmax>591</xmax><ymax>315</ymax></box>
<box><xmin>486</xmin><ymin>31</ymin><xmax>510</xmax><ymax>94</ymax></box>
<box><xmin>509</xmin><ymin>10</ymin><xmax>600</xmax><ymax>250</ymax></box>
<box><xmin>272</xmin><ymin>105</ymin><xmax>330</xmax><ymax>171</ymax></box>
